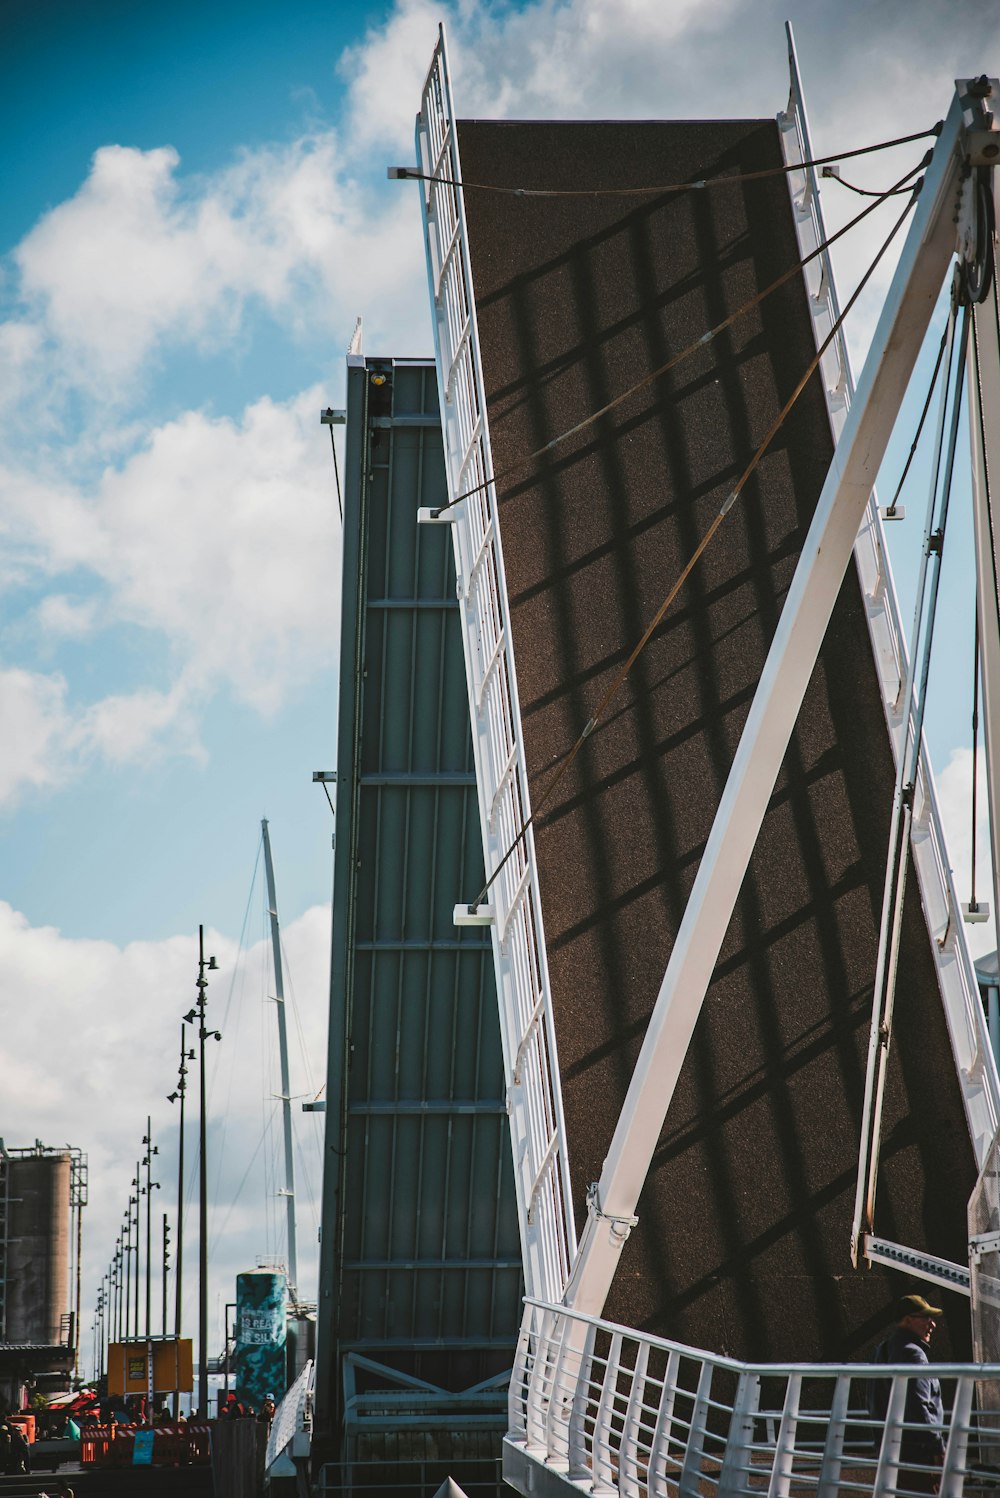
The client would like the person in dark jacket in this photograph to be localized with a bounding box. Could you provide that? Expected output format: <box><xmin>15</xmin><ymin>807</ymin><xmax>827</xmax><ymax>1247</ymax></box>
<box><xmin>878</xmin><ymin>1293</ymin><xmax>946</xmax><ymax>1493</ymax></box>
<box><xmin>0</xmin><ymin>1419</ymin><xmax>30</xmax><ymax>1475</ymax></box>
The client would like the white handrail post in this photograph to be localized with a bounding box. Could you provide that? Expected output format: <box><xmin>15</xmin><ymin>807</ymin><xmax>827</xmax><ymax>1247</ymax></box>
<box><xmin>766</xmin><ymin>1373</ymin><xmax>801</xmax><ymax>1498</ymax></box>
<box><xmin>592</xmin><ymin>1330</ymin><xmax>624</xmax><ymax>1494</ymax></box>
<box><xmin>873</xmin><ymin>1375</ymin><xmax>907</xmax><ymax>1496</ymax></box>
<box><xmin>508</xmin><ymin>1305</ymin><xmax>534</xmax><ymax>1445</ymax></box>
<box><xmin>648</xmin><ymin>1348</ymin><xmax>682</xmax><ymax>1491</ymax></box>
<box><xmin>524</xmin><ymin>1305</ymin><xmax>557</xmax><ymax>1456</ymax></box>
<box><xmin>567</xmin><ymin>1319</ymin><xmax>598</xmax><ymax>1481</ymax></box>
<box><xmin>718</xmin><ymin>1369</ymin><xmax>761</xmax><ymax>1498</ymax></box>
<box><xmin>815</xmin><ymin>1373</ymin><xmax>851</xmax><ymax>1498</ymax></box>
<box><xmin>678</xmin><ymin>1362</ymin><xmax>714</xmax><ymax>1498</ymax></box>
<box><xmin>940</xmin><ymin>1376</ymin><xmax>974</xmax><ymax>1498</ymax></box>
<box><xmin>618</xmin><ymin>1340</ymin><xmax>650</xmax><ymax>1498</ymax></box>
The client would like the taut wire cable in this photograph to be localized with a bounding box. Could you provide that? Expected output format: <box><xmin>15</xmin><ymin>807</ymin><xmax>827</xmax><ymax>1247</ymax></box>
<box><xmin>882</xmin><ymin>323</ymin><xmax>950</xmax><ymax>518</ymax></box>
<box><xmin>971</xmin><ymin>609</ymin><xmax>982</xmax><ymax>913</ymax></box>
<box><xmin>467</xmin><ymin>183</ymin><xmax>920</xmax><ymax>912</ymax></box>
<box><xmin>432</xmin><ymin>155</ymin><xmax>928</xmax><ymax>519</ymax></box>
<box><xmin>399</xmin><ymin>123</ymin><xmax>941</xmax><ymax>199</ymax></box>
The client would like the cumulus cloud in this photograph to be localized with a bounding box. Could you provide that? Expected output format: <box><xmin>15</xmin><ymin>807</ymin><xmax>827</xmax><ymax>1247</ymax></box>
<box><xmin>0</xmin><ymin>667</ymin><xmax>74</xmax><ymax>804</ymax></box>
<box><xmin>86</xmin><ymin>387</ymin><xmax>340</xmax><ymax>712</ymax></box>
<box><xmin>0</xmin><ymin>898</ymin><xmax>329</xmax><ymax>1344</ymax></box>
<box><xmin>10</xmin><ymin>133</ymin><xmax>428</xmax><ymax>398</ymax></box>
<box><xmin>0</xmin><ymin>384</ymin><xmax>340</xmax><ymax>787</ymax></box>
<box><xmin>1</xmin><ymin>0</ymin><xmax>994</xmax><ymax>801</ymax></box>
<box><xmin>337</xmin><ymin>0</ymin><xmax>1000</xmax><ymax>373</ymax></box>
<box><xmin>341</xmin><ymin>0</ymin><xmax>744</xmax><ymax>157</ymax></box>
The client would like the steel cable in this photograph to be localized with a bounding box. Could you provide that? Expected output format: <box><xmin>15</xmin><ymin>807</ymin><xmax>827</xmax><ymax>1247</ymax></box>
<box><xmin>432</xmin><ymin>155</ymin><xmax>928</xmax><ymax>519</ymax></box>
<box><xmin>400</xmin><ymin>123</ymin><xmax>940</xmax><ymax>199</ymax></box>
<box><xmin>467</xmin><ymin>183</ymin><xmax>920</xmax><ymax>912</ymax></box>
<box><xmin>971</xmin><ymin>610</ymin><xmax>982</xmax><ymax>913</ymax></box>
<box><xmin>882</xmin><ymin>323</ymin><xmax>950</xmax><ymax>518</ymax></box>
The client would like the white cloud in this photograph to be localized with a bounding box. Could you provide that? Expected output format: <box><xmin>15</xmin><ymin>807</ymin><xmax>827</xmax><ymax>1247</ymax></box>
<box><xmin>88</xmin><ymin>387</ymin><xmax>340</xmax><ymax>713</ymax></box>
<box><xmin>1</xmin><ymin>0</ymin><xmax>995</xmax><ymax>810</ymax></box>
<box><xmin>0</xmin><ymin>899</ymin><xmax>329</xmax><ymax>1346</ymax></box>
<box><xmin>0</xmin><ymin>384</ymin><xmax>340</xmax><ymax>787</ymax></box>
<box><xmin>79</xmin><ymin>681</ymin><xmax>203</xmax><ymax>766</ymax></box>
<box><xmin>10</xmin><ymin>133</ymin><xmax>428</xmax><ymax>399</ymax></box>
<box><xmin>0</xmin><ymin>667</ymin><xmax>73</xmax><ymax>804</ymax></box>
<box><xmin>937</xmin><ymin>745</ymin><xmax>997</xmax><ymax>961</ymax></box>
<box><xmin>35</xmin><ymin>594</ymin><xmax>100</xmax><ymax>639</ymax></box>
<box><xmin>341</xmin><ymin>0</ymin><xmax>748</xmax><ymax>158</ymax></box>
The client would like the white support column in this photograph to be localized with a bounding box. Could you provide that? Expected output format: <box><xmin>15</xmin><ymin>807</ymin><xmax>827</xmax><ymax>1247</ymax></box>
<box><xmin>564</xmin><ymin>90</ymin><xmax>968</xmax><ymax>1317</ymax></box>
<box><xmin>968</xmin><ymin>262</ymin><xmax>1000</xmax><ymax>934</ymax></box>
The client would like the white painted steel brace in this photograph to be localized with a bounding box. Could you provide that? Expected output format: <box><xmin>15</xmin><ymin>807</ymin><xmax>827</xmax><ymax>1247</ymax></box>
<box><xmin>967</xmin><ymin>231</ymin><xmax>1000</xmax><ymax>948</ymax></box>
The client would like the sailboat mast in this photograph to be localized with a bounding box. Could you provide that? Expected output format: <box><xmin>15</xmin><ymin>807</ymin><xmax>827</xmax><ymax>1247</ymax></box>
<box><xmin>261</xmin><ymin>818</ymin><xmax>298</xmax><ymax>1302</ymax></box>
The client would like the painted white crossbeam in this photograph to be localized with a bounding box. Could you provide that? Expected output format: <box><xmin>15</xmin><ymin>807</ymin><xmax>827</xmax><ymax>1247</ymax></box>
<box><xmin>564</xmin><ymin>89</ymin><xmax>968</xmax><ymax>1317</ymax></box>
<box><xmin>968</xmin><ymin>276</ymin><xmax>1000</xmax><ymax>942</ymax></box>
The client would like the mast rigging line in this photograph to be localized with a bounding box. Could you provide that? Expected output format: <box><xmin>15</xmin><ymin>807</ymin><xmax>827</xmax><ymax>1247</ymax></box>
<box><xmin>327</xmin><ymin>423</ymin><xmax>343</xmax><ymax>524</ymax></box>
<box><xmin>467</xmin><ymin>183</ymin><xmax>920</xmax><ymax>914</ymax></box>
<box><xmin>971</xmin><ymin>610</ymin><xmax>982</xmax><ymax>914</ymax></box>
<box><xmin>853</xmin><ymin>291</ymin><xmax>972</xmax><ymax>1259</ymax></box>
<box><xmin>430</xmin><ymin>155</ymin><xmax>928</xmax><ymax>520</ymax></box>
<box><xmin>882</xmin><ymin>323</ymin><xmax>950</xmax><ymax>519</ymax></box>
<box><xmin>398</xmin><ymin>122</ymin><xmax>941</xmax><ymax>198</ymax></box>
<box><xmin>824</xmin><ymin>173</ymin><xmax>922</xmax><ymax>200</ymax></box>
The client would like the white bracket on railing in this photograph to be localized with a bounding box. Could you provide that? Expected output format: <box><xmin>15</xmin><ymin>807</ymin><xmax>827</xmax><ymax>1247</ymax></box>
<box><xmin>969</xmin><ymin>1229</ymin><xmax>1000</xmax><ymax>1262</ymax></box>
<box><xmin>453</xmin><ymin>902</ymin><xmax>494</xmax><ymax>927</ymax></box>
<box><xmin>864</xmin><ymin>1234</ymin><xmax>971</xmax><ymax>1295</ymax></box>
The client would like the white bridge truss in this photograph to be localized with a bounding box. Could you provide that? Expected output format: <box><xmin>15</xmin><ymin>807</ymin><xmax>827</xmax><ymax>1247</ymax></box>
<box><xmin>414</xmin><ymin>25</ymin><xmax>576</xmax><ymax>1303</ymax></box>
<box><xmin>412</xmin><ymin>19</ymin><xmax>1000</xmax><ymax>1498</ymax></box>
<box><xmin>778</xmin><ymin>29</ymin><xmax>1000</xmax><ymax>1255</ymax></box>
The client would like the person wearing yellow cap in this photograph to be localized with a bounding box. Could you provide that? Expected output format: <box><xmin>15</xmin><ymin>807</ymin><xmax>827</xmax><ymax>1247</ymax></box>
<box><xmin>872</xmin><ymin>1293</ymin><xmax>945</xmax><ymax>1492</ymax></box>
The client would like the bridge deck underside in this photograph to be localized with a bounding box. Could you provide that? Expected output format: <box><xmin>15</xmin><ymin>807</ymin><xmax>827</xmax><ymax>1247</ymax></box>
<box><xmin>457</xmin><ymin>117</ymin><xmax>974</xmax><ymax>1361</ymax></box>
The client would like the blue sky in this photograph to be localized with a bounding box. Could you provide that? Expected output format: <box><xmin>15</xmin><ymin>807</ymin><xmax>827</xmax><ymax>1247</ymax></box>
<box><xmin>2</xmin><ymin>0</ymin><xmax>999</xmax><ymax>1389</ymax></box>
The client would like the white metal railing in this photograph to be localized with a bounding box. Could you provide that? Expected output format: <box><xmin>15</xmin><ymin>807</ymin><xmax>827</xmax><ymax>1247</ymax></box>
<box><xmin>266</xmin><ymin>1357</ymin><xmax>313</xmax><ymax>1470</ymax></box>
<box><xmin>508</xmin><ymin>1299</ymin><xmax>1000</xmax><ymax>1498</ymax></box>
<box><xmin>415</xmin><ymin>25</ymin><xmax>576</xmax><ymax>1302</ymax></box>
<box><xmin>778</xmin><ymin>27</ymin><xmax>1000</xmax><ymax>1172</ymax></box>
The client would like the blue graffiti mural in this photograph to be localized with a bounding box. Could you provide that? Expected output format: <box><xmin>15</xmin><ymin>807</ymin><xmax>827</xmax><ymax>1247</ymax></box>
<box><xmin>233</xmin><ymin>1269</ymin><xmax>287</xmax><ymax>1411</ymax></box>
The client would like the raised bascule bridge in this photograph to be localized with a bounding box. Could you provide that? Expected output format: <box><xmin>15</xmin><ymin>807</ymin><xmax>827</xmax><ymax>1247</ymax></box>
<box><xmin>305</xmin><ymin>25</ymin><xmax>1000</xmax><ymax>1498</ymax></box>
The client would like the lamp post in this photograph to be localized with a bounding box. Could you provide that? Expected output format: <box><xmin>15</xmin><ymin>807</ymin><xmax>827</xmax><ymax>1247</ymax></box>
<box><xmin>123</xmin><ymin>1208</ymin><xmax>133</xmax><ymax>1341</ymax></box>
<box><xmin>162</xmin><ymin>1214</ymin><xmax>170</xmax><ymax>1337</ymax></box>
<box><xmin>185</xmin><ymin>925</ymin><xmax>219</xmax><ymax>1417</ymax></box>
<box><xmin>131</xmin><ymin>1166</ymin><xmax>141</xmax><ymax>1340</ymax></box>
<box><xmin>112</xmin><ymin>1243</ymin><xmax>122</xmax><ymax>1343</ymax></box>
<box><xmin>168</xmin><ymin>1029</ymin><xmax>195</xmax><ymax>1420</ymax></box>
<box><xmin>94</xmin><ymin>1284</ymin><xmax>104</xmax><ymax>1384</ymax></box>
<box><xmin>142</xmin><ymin>1120</ymin><xmax>159</xmax><ymax>1337</ymax></box>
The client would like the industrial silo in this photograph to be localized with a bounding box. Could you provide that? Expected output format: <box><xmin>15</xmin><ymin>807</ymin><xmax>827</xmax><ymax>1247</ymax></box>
<box><xmin>4</xmin><ymin>1147</ymin><xmax>71</xmax><ymax>1345</ymax></box>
